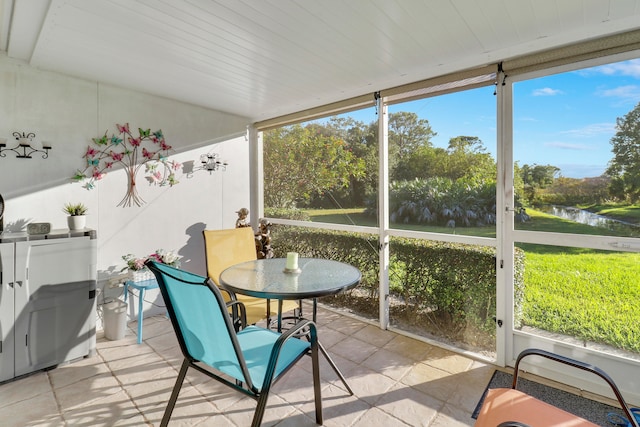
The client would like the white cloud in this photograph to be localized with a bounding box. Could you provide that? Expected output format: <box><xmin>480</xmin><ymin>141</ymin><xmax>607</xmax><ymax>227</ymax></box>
<box><xmin>590</xmin><ymin>59</ymin><xmax>640</xmax><ymax>78</ymax></box>
<box><xmin>560</xmin><ymin>122</ymin><xmax>616</xmax><ymax>137</ymax></box>
<box><xmin>556</xmin><ymin>163</ymin><xmax>607</xmax><ymax>178</ymax></box>
<box><xmin>596</xmin><ymin>84</ymin><xmax>640</xmax><ymax>101</ymax></box>
<box><xmin>544</xmin><ymin>141</ymin><xmax>594</xmax><ymax>150</ymax></box>
<box><xmin>532</xmin><ymin>87</ymin><xmax>563</xmax><ymax>96</ymax></box>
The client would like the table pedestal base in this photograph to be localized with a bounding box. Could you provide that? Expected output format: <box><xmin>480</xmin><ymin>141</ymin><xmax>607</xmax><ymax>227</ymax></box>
<box><xmin>318</xmin><ymin>341</ymin><xmax>354</xmax><ymax>395</ymax></box>
<box><xmin>275</xmin><ymin>298</ymin><xmax>353</xmax><ymax>395</ymax></box>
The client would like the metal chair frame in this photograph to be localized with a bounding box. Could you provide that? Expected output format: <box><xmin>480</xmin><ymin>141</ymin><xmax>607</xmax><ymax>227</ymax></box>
<box><xmin>146</xmin><ymin>260</ymin><xmax>322</xmax><ymax>427</ymax></box>
<box><xmin>510</xmin><ymin>348</ymin><xmax>639</xmax><ymax>427</ymax></box>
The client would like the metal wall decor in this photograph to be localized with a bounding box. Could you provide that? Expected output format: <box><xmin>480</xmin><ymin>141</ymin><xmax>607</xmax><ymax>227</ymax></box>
<box><xmin>0</xmin><ymin>132</ymin><xmax>52</xmax><ymax>159</ymax></box>
<box><xmin>72</xmin><ymin>123</ymin><xmax>180</xmax><ymax>208</ymax></box>
<box><xmin>200</xmin><ymin>152</ymin><xmax>227</xmax><ymax>173</ymax></box>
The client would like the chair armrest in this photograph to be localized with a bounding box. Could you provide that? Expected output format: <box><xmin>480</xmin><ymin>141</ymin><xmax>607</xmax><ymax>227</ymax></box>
<box><xmin>225</xmin><ymin>300</ymin><xmax>247</xmax><ymax>331</ymax></box>
<box><xmin>260</xmin><ymin>319</ymin><xmax>318</xmax><ymax>391</ymax></box>
<box><xmin>219</xmin><ymin>287</ymin><xmax>236</xmax><ymax>300</ymax></box>
<box><xmin>514</xmin><ymin>349</ymin><xmax>638</xmax><ymax>427</ymax></box>
<box><xmin>277</xmin><ymin>319</ymin><xmax>317</xmax><ymax>345</ymax></box>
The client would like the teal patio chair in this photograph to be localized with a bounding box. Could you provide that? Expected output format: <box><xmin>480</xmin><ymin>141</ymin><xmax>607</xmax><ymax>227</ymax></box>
<box><xmin>145</xmin><ymin>260</ymin><xmax>322</xmax><ymax>427</ymax></box>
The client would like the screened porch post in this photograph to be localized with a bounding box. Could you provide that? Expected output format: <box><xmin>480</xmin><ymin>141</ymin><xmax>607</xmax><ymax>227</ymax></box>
<box><xmin>495</xmin><ymin>66</ymin><xmax>512</xmax><ymax>368</ymax></box>
<box><xmin>248</xmin><ymin>125</ymin><xmax>263</xmax><ymax>226</ymax></box>
<box><xmin>378</xmin><ymin>95</ymin><xmax>390</xmax><ymax>330</ymax></box>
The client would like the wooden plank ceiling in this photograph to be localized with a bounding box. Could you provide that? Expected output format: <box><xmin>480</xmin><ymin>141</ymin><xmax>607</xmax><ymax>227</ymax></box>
<box><xmin>1</xmin><ymin>0</ymin><xmax>640</xmax><ymax>123</ymax></box>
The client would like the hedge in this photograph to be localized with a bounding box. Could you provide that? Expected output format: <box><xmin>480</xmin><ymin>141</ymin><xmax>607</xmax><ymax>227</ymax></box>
<box><xmin>270</xmin><ymin>225</ymin><xmax>525</xmax><ymax>346</ymax></box>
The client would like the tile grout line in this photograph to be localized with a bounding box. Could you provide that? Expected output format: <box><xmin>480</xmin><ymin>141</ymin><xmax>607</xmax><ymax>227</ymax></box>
<box><xmin>46</xmin><ymin>370</ymin><xmax>68</xmax><ymax>426</ymax></box>
<box><xmin>96</xmin><ymin>343</ymin><xmax>155</xmax><ymax>426</ymax></box>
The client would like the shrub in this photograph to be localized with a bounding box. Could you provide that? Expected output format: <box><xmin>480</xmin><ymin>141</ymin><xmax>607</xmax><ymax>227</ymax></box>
<box><xmin>264</xmin><ymin>207</ymin><xmax>311</xmax><ymax>221</ymax></box>
<box><xmin>270</xmin><ymin>225</ymin><xmax>525</xmax><ymax>349</ymax></box>
<box><xmin>391</xmin><ymin>237</ymin><xmax>525</xmax><ymax>334</ymax></box>
<box><xmin>365</xmin><ymin>177</ymin><xmax>497</xmax><ymax>228</ymax></box>
<box><xmin>271</xmin><ymin>225</ymin><xmax>379</xmax><ymax>294</ymax></box>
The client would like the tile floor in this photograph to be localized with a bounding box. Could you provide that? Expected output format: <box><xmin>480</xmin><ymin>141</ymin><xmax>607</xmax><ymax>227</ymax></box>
<box><xmin>0</xmin><ymin>305</ymin><xmax>499</xmax><ymax>426</ymax></box>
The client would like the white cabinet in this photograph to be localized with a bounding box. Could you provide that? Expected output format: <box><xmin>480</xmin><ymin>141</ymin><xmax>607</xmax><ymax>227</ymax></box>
<box><xmin>0</xmin><ymin>242</ymin><xmax>15</xmax><ymax>382</ymax></box>
<box><xmin>0</xmin><ymin>232</ymin><xmax>97</xmax><ymax>383</ymax></box>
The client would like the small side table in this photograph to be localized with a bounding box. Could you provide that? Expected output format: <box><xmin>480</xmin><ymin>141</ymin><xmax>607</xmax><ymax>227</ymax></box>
<box><xmin>123</xmin><ymin>278</ymin><xmax>159</xmax><ymax>344</ymax></box>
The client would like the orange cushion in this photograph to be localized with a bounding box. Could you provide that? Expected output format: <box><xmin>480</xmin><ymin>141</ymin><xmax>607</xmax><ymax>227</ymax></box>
<box><xmin>475</xmin><ymin>388</ymin><xmax>598</xmax><ymax>427</ymax></box>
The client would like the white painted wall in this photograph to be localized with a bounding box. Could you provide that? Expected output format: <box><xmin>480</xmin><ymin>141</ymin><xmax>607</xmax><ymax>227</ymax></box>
<box><xmin>0</xmin><ymin>54</ymin><xmax>253</xmax><ymax>329</ymax></box>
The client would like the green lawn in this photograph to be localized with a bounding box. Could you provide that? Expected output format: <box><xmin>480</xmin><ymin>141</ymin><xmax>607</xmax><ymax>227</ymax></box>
<box><xmin>305</xmin><ymin>208</ymin><xmax>377</xmax><ymax>226</ymax></box>
<box><xmin>305</xmin><ymin>208</ymin><xmax>496</xmax><ymax>237</ymax></box>
<box><xmin>523</xmin><ymin>248</ymin><xmax>640</xmax><ymax>351</ymax></box>
<box><xmin>303</xmin><ymin>206</ymin><xmax>640</xmax><ymax>352</ymax></box>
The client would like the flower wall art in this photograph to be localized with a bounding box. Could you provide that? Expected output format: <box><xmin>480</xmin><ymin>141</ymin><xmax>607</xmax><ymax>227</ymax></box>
<box><xmin>72</xmin><ymin>123</ymin><xmax>181</xmax><ymax>207</ymax></box>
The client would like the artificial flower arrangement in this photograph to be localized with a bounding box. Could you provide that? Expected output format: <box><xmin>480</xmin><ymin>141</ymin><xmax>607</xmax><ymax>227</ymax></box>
<box><xmin>72</xmin><ymin>123</ymin><xmax>182</xmax><ymax>208</ymax></box>
<box><xmin>148</xmin><ymin>249</ymin><xmax>182</xmax><ymax>268</ymax></box>
<box><xmin>122</xmin><ymin>249</ymin><xmax>182</xmax><ymax>282</ymax></box>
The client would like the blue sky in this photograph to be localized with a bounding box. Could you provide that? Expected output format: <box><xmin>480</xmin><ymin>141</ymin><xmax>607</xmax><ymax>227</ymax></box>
<box><xmin>512</xmin><ymin>59</ymin><xmax>640</xmax><ymax>178</ymax></box>
<box><xmin>342</xmin><ymin>58</ymin><xmax>640</xmax><ymax>178</ymax></box>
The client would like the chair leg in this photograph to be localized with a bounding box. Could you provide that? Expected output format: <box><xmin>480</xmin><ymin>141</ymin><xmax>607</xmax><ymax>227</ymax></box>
<box><xmin>252</xmin><ymin>394</ymin><xmax>269</xmax><ymax>427</ymax></box>
<box><xmin>311</xmin><ymin>339</ymin><xmax>323</xmax><ymax>425</ymax></box>
<box><xmin>161</xmin><ymin>358</ymin><xmax>190</xmax><ymax>427</ymax></box>
<box><xmin>266</xmin><ymin>299</ymin><xmax>271</xmax><ymax>330</ymax></box>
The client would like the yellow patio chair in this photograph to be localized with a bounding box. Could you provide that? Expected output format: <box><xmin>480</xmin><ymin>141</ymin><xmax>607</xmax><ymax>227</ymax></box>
<box><xmin>203</xmin><ymin>227</ymin><xmax>299</xmax><ymax>326</ymax></box>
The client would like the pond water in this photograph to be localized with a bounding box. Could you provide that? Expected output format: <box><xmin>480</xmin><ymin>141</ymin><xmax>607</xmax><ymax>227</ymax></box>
<box><xmin>540</xmin><ymin>205</ymin><xmax>640</xmax><ymax>235</ymax></box>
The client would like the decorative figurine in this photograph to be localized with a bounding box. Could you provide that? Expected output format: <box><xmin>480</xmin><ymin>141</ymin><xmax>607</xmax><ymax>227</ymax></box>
<box><xmin>255</xmin><ymin>218</ymin><xmax>274</xmax><ymax>259</ymax></box>
<box><xmin>235</xmin><ymin>207</ymin><xmax>250</xmax><ymax>228</ymax></box>
<box><xmin>234</xmin><ymin>208</ymin><xmax>273</xmax><ymax>259</ymax></box>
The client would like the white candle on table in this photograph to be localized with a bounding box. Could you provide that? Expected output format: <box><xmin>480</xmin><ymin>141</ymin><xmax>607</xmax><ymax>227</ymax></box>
<box><xmin>286</xmin><ymin>252</ymin><xmax>299</xmax><ymax>270</ymax></box>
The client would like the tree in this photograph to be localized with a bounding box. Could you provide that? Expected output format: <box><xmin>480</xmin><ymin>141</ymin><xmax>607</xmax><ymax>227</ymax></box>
<box><xmin>389</xmin><ymin>112</ymin><xmax>436</xmax><ymax>155</ymax></box>
<box><xmin>389</xmin><ymin>112</ymin><xmax>436</xmax><ymax>179</ymax></box>
<box><xmin>263</xmin><ymin>124</ymin><xmax>365</xmax><ymax>208</ymax></box>
<box><xmin>519</xmin><ymin>163</ymin><xmax>560</xmax><ymax>204</ymax></box>
<box><xmin>445</xmin><ymin>136</ymin><xmax>495</xmax><ymax>183</ymax></box>
<box><xmin>606</xmin><ymin>101</ymin><xmax>640</xmax><ymax>201</ymax></box>
<box><xmin>521</xmin><ymin>164</ymin><xmax>560</xmax><ymax>188</ymax></box>
<box><xmin>447</xmin><ymin>135</ymin><xmax>485</xmax><ymax>153</ymax></box>
<box><xmin>393</xmin><ymin>145</ymin><xmax>447</xmax><ymax>181</ymax></box>
<box><xmin>320</xmin><ymin>117</ymin><xmax>378</xmax><ymax>207</ymax></box>
<box><xmin>513</xmin><ymin>162</ymin><xmax>525</xmax><ymax>207</ymax></box>
<box><xmin>539</xmin><ymin>176</ymin><xmax>611</xmax><ymax>205</ymax></box>
<box><xmin>394</xmin><ymin>135</ymin><xmax>495</xmax><ymax>182</ymax></box>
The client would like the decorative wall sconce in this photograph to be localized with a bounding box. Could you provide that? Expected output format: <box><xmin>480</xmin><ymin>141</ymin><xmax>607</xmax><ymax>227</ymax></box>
<box><xmin>0</xmin><ymin>131</ymin><xmax>52</xmax><ymax>159</ymax></box>
<box><xmin>200</xmin><ymin>152</ymin><xmax>228</xmax><ymax>173</ymax></box>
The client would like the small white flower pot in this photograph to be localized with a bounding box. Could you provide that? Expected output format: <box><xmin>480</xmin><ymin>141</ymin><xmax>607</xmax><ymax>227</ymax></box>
<box><xmin>67</xmin><ymin>215</ymin><xmax>86</xmax><ymax>231</ymax></box>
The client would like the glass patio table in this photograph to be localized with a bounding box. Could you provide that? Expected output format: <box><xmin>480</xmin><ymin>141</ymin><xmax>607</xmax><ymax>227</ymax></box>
<box><xmin>220</xmin><ymin>257</ymin><xmax>361</xmax><ymax>394</ymax></box>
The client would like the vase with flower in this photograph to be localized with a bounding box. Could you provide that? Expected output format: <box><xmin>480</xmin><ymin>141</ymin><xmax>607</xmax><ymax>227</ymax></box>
<box><xmin>122</xmin><ymin>249</ymin><xmax>181</xmax><ymax>282</ymax></box>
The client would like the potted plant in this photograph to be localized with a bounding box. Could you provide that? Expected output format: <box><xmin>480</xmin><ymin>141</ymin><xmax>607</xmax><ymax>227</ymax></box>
<box><xmin>63</xmin><ymin>202</ymin><xmax>88</xmax><ymax>230</ymax></box>
<box><xmin>122</xmin><ymin>249</ymin><xmax>181</xmax><ymax>282</ymax></box>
